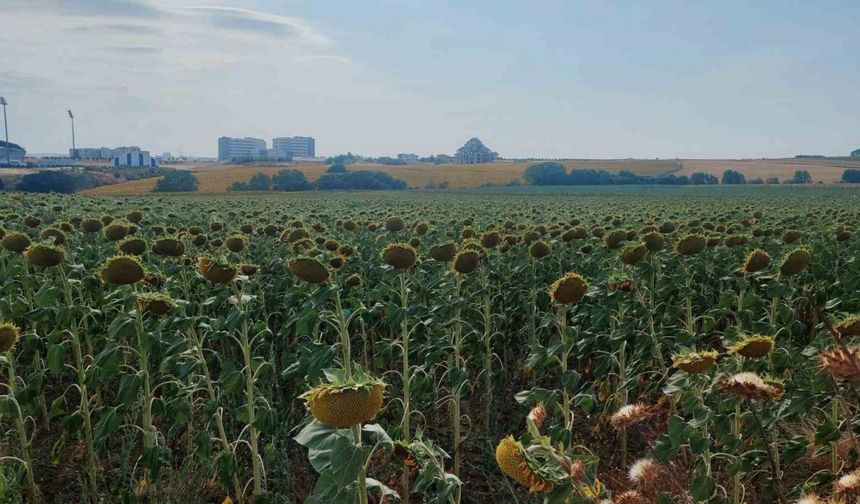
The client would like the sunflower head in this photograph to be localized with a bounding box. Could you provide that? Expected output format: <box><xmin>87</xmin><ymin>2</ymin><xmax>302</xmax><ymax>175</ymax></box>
<box><xmin>136</xmin><ymin>293</ymin><xmax>176</xmax><ymax>316</ymax></box>
<box><xmin>719</xmin><ymin>372</ymin><xmax>783</xmax><ymax>401</ymax></box>
<box><xmin>728</xmin><ymin>334</ymin><xmax>775</xmax><ymax>359</ymax></box>
<box><xmin>621</xmin><ymin>243</ymin><xmax>647</xmax><ymax>265</ymax></box>
<box><xmin>495</xmin><ymin>436</ymin><xmax>554</xmax><ymax>493</ymax></box>
<box><xmin>1</xmin><ymin>232</ymin><xmax>31</xmax><ymax>253</ymax></box>
<box><xmin>452</xmin><ymin>249</ymin><xmax>480</xmax><ymax>275</ymax></box>
<box><xmin>610</xmin><ymin>403</ymin><xmax>653</xmax><ymax>429</ymax></box>
<box><xmin>779</xmin><ymin>247</ymin><xmax>811</xmax><ymax>277</ymax></box>
<box><xmin>152</xmin><ymin>237</ymin><xmax>185</xmax><ymax>257</ymax></box>
<box><xmin>529</xmin><ymin>240</ymin><xmax>552</xmax><ymax>259</ymax></box>
<box><xmin>672</xmin><ymin>350</ymin><xmax>718</xmax><ymax>374</ymax></box>
<box><xmin>288</xmin><ymin>257</ymin><xmax>330</xmax><ymax>284</ymax></box>
<box><xmin>0</xmin><ymin>322</ymin><xmax>20</xmax><ymax>353</ymax></box>
<box><xmin>550</xmin><ymin>272</ymin><xmax>588</xmax><ymax>305</ymax></box>
<box><xmin>25</xmin><ymin>243</ymin><xmax>65</xmax><ymax>267</ymax></box>
<box><xmin>819</xmin><ymin>346</ymin><xmax>860</xmax><ymax>382</ymax></box>
<box><xmin>41</xmin><ymin>227</ymin><xmax>67</xmax><ymax>246</ymax></box>
<box><xmin>382</xmin><ymin>243</ymin><xmax>418</xmax><ymax>270</ymax></box>
<box><xmin>225</xmin><ymin>235</ymin><xmax>246</xmax><ymax>253</ymax></box>
<box><xmin>429</xmin><ymin>242</ymin><xmax>457</xmax><ymax>262</ymax></box>
<box><xmin>385</xmin><ymin>216</ymin><xmax>405</xmax><ymax>232</ymax></box>
<box><xmin>642</xmin><ymin>231</ymin><xmax>664</xmax><ymax>252</ymax></box>
<box><xmin>675</xmin><ymin>234</ymin><xmax>707</xmax><ymax>256</ymax></box>
<box><xmin>742</xmin><ymin>249</ymin><xmax>771</xmax><ymax>273</ymax></box>
<box><xmin>100</xmin><ymin>255</ymin><xmax>146</xmax><ymax>286</ymax></box>
<box><xmin>80</xmin><ymin>218</ymin><xmax>104</xmax><ymax>233</ymax></box>
<box><xmin>103</xmin><ymin>222</ymin><xmax>130</xmax><ymax>242</ymax></box>
<box><xmin>304</xmin><ymin>380</ymin><xmax>385</xmax><ymax>427</ymax></box>
<box><xmin>198</xmin><ymin>256</ymin><xmax>238</xmax><ymax>284</ymax></box>
<box><xmin>835</xmin><ymin>316</ymin><xmax>860</xmax><ymax>338</ymax></box>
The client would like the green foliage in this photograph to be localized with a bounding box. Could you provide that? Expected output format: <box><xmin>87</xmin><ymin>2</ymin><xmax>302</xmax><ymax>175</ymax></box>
<box><xmin>721</xmin><ymin>169</ymin><xmax>746</xmax><ymax>184</ymax></box>
<box><xmin>154</xmin><ymin>170</ymin><xmax>199</xmax><ymax>192</ymax></box>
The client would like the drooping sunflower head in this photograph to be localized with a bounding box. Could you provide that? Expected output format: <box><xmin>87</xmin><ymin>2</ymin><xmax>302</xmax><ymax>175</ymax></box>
<box><xmin>136</xmin><ymin>293</ymin><xmax>176</xmax><ymax>316</ymax></box>
<box><xmin>495</xmin><ymin>436</ymin><xmax>554</xmax><ymax>493</ymax></box>
<box><xmin>621</xmin><ymin>243</ymin><xmax>647</xmax><ymax>265</ymax></box>
<box><xmin>382</xmin><ymin>243</ymin><xmax>418</xmax><ymax>270</ymax></box>
<box><xmin>675</xmin><ymin>234</ymin><xmax>707</xmax><ymax>256</ymax></box>
<box><xmin>80</xmin><ymin>218</ymin><xmax>103</xmax><ymax>233</ymax></box>
<box><xmin>550</xmin><ymin>272</ymin><xmax>588</xmax><ymax>305</ymax></box>
<box><xmin>0</xmin><ymin>322</ymin><xmax>20</xmax><ymax>353</ymax></box>
<box><xmin>610</xmin><ymin>403</ymin><xmax>653</xmax><ymax>429</ymax></box>
<box><xmin>428</xmin><ymin>242</ymin><xmax>457</xmax><ymax>262</ymax></box>
<box><xmin>152</xmin><ymin>237</ymin><xmax>185</xmax><ymax>258</ymax></box>
<box><xmin>779</xmin><ymin>247</ymin><xmax>811</xmax><ymax>277</ymax></box>
<box><xmin>719</xmin><ymin>372</ymin><xmax>783</xmax><ymax>401</ymax></box>
<box><xmin>728</xmin><ymin>334</ymin><xmax>775</xmax><ymax>359</ymax></box>
<box><xmin>1</xmin><ymin>232</ymin><xmax>31</xmax><ymax>253</ymax></box>
<box><xmin>103</xmin><ymin>222</ymin><xmax>130</xmax><ymax>242</ymax></box>
<box><xmin>385</xmin><ymin>216</ymin><xmax>405</xmax><ymax>232</ymax></box>
<box><xmin>198</xmin><ymin>256</ymin><xmax>238</xmax><ymax>284</ymax></box>
<box><xmin>480</xmin><ymin>231</ymin><xmax>501</xmax><ymax>248</ymax></box>
<box><xmin>742</xmin><ymin>249</ymin><xmax>771</xmax><ymax>274</ymax></box>
<box><xmin>100</xmin><ymin>255</ymin><xmax>146</xmax><ymax>286</ymax></box>
<box><xmin>287</xmin><ymin>257</ymin><xmax>330</xmax><ymax>284</ymax></box>
<box><xmin>25</xmin><ymin>243</ymin><xmax>65</xmax><ymax>268</ymax></box>
<box><xmin>529</xmin><ymin>240</ymin><xmax>552</xmax><ymax>259</ymax></box>
<box><xmin>642</xmin><ymin>231</ymin><xmax>664</xmax><ymax>252</ymax></box>
<box><xmin>304</xmin><ymin>380</ymin><xmax>385</xmax><ymax>428</ymax></box>
<box><xmin>119</xmin><ymin>237</ymin><xmax>147</xmax><ymax>256</ymax></box>
<box><xmin>835</xmin><ymin>315</ymin><xmax>860</xmax><ymax>338</ymax></box>
<box><xmin>819</xmin><ymin>346</ymin><xmax>860</xmax><ymax>382</ymax></box>
<box><xmin>628</xmin><ymin>458</ymin><xmax>663</xmax><ymax>490</ymax></box>
<box><xmin>835</xmin><ymin>468</ymin><xmax>860</xmax><ymax>494</ymax></box>
<box><xmin>225</xmin><ymin>235</ymin><xmax>246</xmax><ymax>253</ymax></box>
<box><xmin>452</xmin><ymin>249</ymin><xmax>480</xmax><ymax>275</ymax></box>
<box><xmin>672</xmin><ymin>350</ymin><xmax>718</xmax><ymax>374</ymax></box>
<box><xmin>41</xmin><ymin>227</ymin><xmax>67</xmax><ymax>246</ymax></box>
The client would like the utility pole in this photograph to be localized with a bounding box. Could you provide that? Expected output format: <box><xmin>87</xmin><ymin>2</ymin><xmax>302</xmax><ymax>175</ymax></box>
<box><xmin>1</xmin><ymin>97</ymin><xmax>9</xmax><ymax>165</ymax></box>
<box><xmin>68</xmin><ymin>109</ymin><xmax>76</xmax><ymax>158</ymax></box>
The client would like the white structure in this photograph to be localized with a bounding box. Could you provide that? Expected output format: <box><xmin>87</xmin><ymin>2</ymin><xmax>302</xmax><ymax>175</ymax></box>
<box><xmin>292</xmin><ymin>156</ymin><xmax>326</xmax><ymax>164</ymax></box>
<box><xmin>112</xmin><ymin>146</ymin><xmax>157</xmax><ymax>167</ymax></box>
<box><xmin>218</xmin><ymin>136</ymin><xmax>267</xmax><ymax>161</ymax></box>
<box><xmin>398</xmin><ymin>153</ymin><xmax>419</xmax><ymax>163</ymax></box>
<box><xmin>0</xmin><ymin>140</ymin><xmax>26</xmax><ymax>165</ymax></box>
<box><xmin>70</xmin><ymin>147</ymin><xmax>112</xmax><ymax>160</ymax></box>
<box><xmin>272</xmin><ymin>136</ymin><xmax>315</xmax><ymax>158</ymax></box>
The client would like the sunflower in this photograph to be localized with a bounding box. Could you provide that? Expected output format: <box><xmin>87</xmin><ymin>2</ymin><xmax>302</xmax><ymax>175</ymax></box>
<box><xmin>642</xmin><ymin>231</ymin><xmax>664</xmax><ymax>252</ymax></box>
<box><xmin>136</xmin><ymin>293</ymin><xmax>176</xmax><ymax>316</ymax></box>
<box><xmin>779</xmin><ymin>247</ymin><xmax>811</xmax><ymax>277</ymax></box>
<box><xmin>495</xmin><ymin>436</ymin><xmax>554</xmax><ymax>493</ymax></box>
<box><xmin>198</xmin><ymin>256</ymin><xmax>238</xmax><ymax>284</ymax></box>
<box><xmin>720</xmin><ymin>372</ymin><xmax>783</xmax><ymax>401</ymax></box>
<box><xmin>119</xmin><ymin>237</ymin><xmax>147</xmax><ymax>256</ymax></box>
<box><xmin>288</xmin><ymin>257</ymin><xmax>330</xmax><ymax>284</ymax></box>
<box><xmin>1</xmin><ymin>232</ymin><xmax>31</xmax><ymax>253</ymax></box>
<box><xmin>452</xmin><ymin>249</ymin><xmax>480</xmax><ymax>275</ymax></box>
<box><xmin>382</xmin><ymin>243</ymin><xmax>417</xmax><ymax>270</ymax></box>
<box><xmin>25</xmin><ymin>243</ymin><xmax>65</xmax><ymax>267</ymax></box>
<box><xmin>550</xmin><ymin>273</ymin><xmax>588</xmax><ymax>305</ymax></box>
<box><xmin>728</xmin><ymin>334</ymin><xmax>775</xmax><ymax>359</ymax></box>
<box><xmin>100</xmin><ymin>255</ymin><xmax>145</xmax><ymax>286</ymax></box>
<box><xmin>305</xmin><ymin>381</ymin><xmax>385</xmax><ymax>427</ymax></box>
<box><xmin>225</xmin><ymin>235</ymin><xmax>246</xmax><ymax>253</ymax></box>
<box><xmin>610</xmin><ymin>403</ymin><xmax>653</xmax><ymax>429</ymax></box>
<box><xmin>621</xmin><ymin>243</ymin><xmax>647</xmax><ymax>265</ymax></box>
<box><xmin>152</xmin><ymin>237</ymin><xmax>185</xmax><ymax>257</ymax></box>
<box><xmin>0</xmin><ymin>322</ymin><xmax>20</xmax><ymax>353</ymax></box>
<box><xmin>819</xmin><ymin>346</ymin><xmax>860</xmax><ymax>382</ymax></box>
<box><xmin>675</xmin><ymin>234</ymin><xmax>706</xmax><ymax>256</ymax></box>
<box><xmin>672</xmin><ymin>350</ymin><xmax>718</xmax><ymax>374</ymax></box>
<box><xmin>835</xmin><ymin>316</ymin><xmax>860</xmax><ymax>338</ymax></box>
<box><xmin>742</xmin><ymin>249</ymin><xmax>771</xmax><ymax>273</ymax></box>
<box><xmin>529</xmin><ymin>240</ymin><xmax>552</xmax><ymax>259</ymax></box>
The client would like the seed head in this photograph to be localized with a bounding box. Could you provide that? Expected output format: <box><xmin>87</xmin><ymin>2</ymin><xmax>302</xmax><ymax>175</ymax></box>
<box><xmin>719</xmin><ymin>372</ymin><xmax>783</xmax><ymax>401</ymax></box>
<box><xmin>610</xmin><ymin>403</ymin><xmax>652</xmax><ymax>429</ymax></box>
<box><xmin>0</xmin><ymin>323</ymin><xmax>21</xmax><ymax>353</ymax></box>
<box><xmin>550</xmin><ymin>272</ymin><xmax>588</xmax><ymax>305</ymax></box>
<box><xmin>382</xmin><ymin>243</ymin><xmax>417</xmax><ymax>270</ymax></box>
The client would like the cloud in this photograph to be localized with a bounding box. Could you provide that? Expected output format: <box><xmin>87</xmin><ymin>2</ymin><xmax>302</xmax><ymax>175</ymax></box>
<box><xmin>12</xmin><ymin>0</ymin><xmax>163</xmax><ymax>19</ymax></box>
<box><xmin>104</xmin><ymin>46</ymin><xmax>163</xmax><ymax>54</ymax></box>
<box><xmin>68</xmin><ymin>23</ymin><xmax>161</xmax><ymax>35</ymax></box>
<box><xmin>174</xmin><ymin>6</ymin><xmax>329</xmax><ymax>44</ymax></box>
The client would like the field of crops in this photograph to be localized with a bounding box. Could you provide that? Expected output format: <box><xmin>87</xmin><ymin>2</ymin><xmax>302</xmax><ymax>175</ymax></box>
<box><xmin>1</xmin><ymin>187</ymin><xmax>859</xmax><ymax>504</ymax></box>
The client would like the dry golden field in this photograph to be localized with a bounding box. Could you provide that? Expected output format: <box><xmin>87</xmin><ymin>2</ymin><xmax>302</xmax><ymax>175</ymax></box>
<box><xmin>82</xmin><ymin>157</ymin><xmax>860</xmax><ymax>195</ymax></box>
<box><xmin>83</xmin><ymin>159</ymin><xmax>680</xmax><ymax>195</ymax></box>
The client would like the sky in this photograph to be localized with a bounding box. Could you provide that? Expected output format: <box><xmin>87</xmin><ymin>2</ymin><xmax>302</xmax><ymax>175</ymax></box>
<box><xmin>2</xmin><ymin>0</ymin><xmax>859</xmax><ymax>159</ymax></box>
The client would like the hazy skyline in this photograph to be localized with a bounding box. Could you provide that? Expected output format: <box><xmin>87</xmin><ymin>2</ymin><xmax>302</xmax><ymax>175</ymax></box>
<box><xmin>3</xmin><ymin>0</ymin><xmax>859</xmax><ymax>159</ymax></box>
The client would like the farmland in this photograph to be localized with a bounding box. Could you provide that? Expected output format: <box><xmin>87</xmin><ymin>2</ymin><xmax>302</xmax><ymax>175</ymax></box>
<box><xmin>79</xmin><ymin>157</ymin><xmax>860</xmax><ymax>196</ymax></box>
<box><xmin>1</xmin><ymin>187</ymin><xmax>860</xmax><ymax>504</ymax></box>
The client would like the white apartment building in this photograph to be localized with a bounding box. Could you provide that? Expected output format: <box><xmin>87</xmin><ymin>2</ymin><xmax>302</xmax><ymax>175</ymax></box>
<box><xmin>218</xmin><ymin>136</ymin><xmax>267</xmax><ymax>161</ymax></box>
<box><xmin>111</xmin><ymin>146</ymin><xmax>157</xmax><ymax>167</ymax></box>
<box><xmin>272</xmin><ymin>136</ymin><xmax>315</xmax><ymax>159</ymax></box>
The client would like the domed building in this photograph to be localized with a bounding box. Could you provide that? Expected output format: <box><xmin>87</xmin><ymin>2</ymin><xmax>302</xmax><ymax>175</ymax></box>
<box><xmin>0</xmin><ymin>140</ymin><xmax>26</xmax><ymax>166</ymax></box>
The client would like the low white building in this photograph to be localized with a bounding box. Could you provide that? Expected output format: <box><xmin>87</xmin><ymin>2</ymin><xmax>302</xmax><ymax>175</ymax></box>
<box><xmin>112</xmin><ymin>146</ymin><xmax>157</xmax><ymax>167</ymax></box>
<box><xmin>0</xmin><ymin>140</ymin><xmax>26</xmax><ymax>165</ymax></box>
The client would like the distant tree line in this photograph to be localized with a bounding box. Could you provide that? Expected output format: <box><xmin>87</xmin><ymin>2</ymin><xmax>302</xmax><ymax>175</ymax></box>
<box><xmin>230</xmin><ymin>166</ymin><xmax>407</xmax><ymax>192</ymax></box>
<box><xmin>523</xmin><ymin>162</ymin><xmax>822</xmax><ymax>187</ymax></box>
<box><xmin>325</xmin><ymin>152</ymin><xmax>456</xmax><ymax>165</ymax></box>
<box><xmin>842</xmin><ymin>169</ymin><xmax>860</xmax><ymax>183</ymax></box>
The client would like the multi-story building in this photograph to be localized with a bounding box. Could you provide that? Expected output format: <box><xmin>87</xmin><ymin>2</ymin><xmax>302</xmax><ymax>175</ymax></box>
<box><xmin>218</xmin><ymin>136</ymin><xmax>267</xmax><ymax>161</ymax></box>
<box><xmin>70</xmin><ymin>147</ymin><xmax>113</xmax><ymax>160</ymax></box>
<box><xmin>111</xmin><ymin>146</ymin><xmax>157</xmax><ymax>167</ymax></box>
<box><xmin>398</xmin><ymin>153</ymin><xmax>419</xmax><ymax>163</ymax></box>
<box><xmin>272</xmin><ymin>136</ymin><xmax>315</xmax><ymax>159</ymax></box>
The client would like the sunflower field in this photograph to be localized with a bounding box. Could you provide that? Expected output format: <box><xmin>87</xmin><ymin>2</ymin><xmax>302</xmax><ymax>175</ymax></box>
<box><xmin>1</xmin><ymin>188</ymin><xmax>859</xmax><ymax>504</ymax></box>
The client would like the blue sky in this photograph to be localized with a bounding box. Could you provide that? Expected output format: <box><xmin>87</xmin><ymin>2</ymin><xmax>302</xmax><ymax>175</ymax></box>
<box><xmin>3</xmin><ymin>0</ymin><xmax>859</xmax><ymax>158</ymax></box>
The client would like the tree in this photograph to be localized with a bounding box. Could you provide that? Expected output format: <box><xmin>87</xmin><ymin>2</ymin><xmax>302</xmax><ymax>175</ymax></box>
<box><xmin>850</xmin><ymin>149</ymin><xmax>859</xmax><ymax>158</ymax></box>
<box><xmin>841</xmin><ymin>169</ymin><xmax>860</xmax><ymax>183</ymax></box>
<box><xmin>689</xmin><ymin>172</ymin><xmax>719</xmax><ymax>185</ymax></box>
<box><xmin>721</xmin><ymin>169</ymin><xmax>746</xmax><ymax>185</ymax></box>
<box><xmin>248</xmin><ymin>173</ymin><xmax>272</xmax><ymax>190</ymax></box>
<box><xmin>0</xmin><ymin>177</ymin><xmax>5</xmax><ymax>191</ymax></box>
<box><xmin>787</xmin><ymin>170</ymin><xmax>812</xmax><ymax>184</ymax></box>
<box><xmin>327</xmin><ymin>163</ymin><xmax>348</xmax><ymax>173</ymax></box>
<box><xmin>272</xmin><ymin>169</ymin><xmax>312</xmax><ymax>191</ymax></box>
<box><xmin>523</xmin><ymin>162</ymin><xmax>569</xmax><ymax>185</ymax></box>
<box><xmin>316</xmin><ymin>170</ymin><xmax>406</xmax><ymax>190</ymax></box>
<box><xmin>454</xmin><ymin>138</ymin><xmax>499</xmax><ymax>164</ymax></box>
<box><xmin>748</xmin><ymin>177</ymin><xmax>764</xmax><ymax>184</ymax></box>
<box><xmin>17</xmin><ymin>170</ymin><xmax>79</xmax><ymax>193</ymax></box>
<box><xmin>766</xmin><ymin>177</ymin><xmax>780</xmax><ymax>184</ymax></box>
<box><xmin>154</xmin><ymin>170</ymin><xmax>199</xmax><ymax>192</ymax></box>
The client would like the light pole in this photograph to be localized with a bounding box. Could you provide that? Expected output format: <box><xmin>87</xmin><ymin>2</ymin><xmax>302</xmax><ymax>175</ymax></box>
<box><xmin>1</xmin><ymin>97</ymin><xmax>9</xmax><ymax>166</ymax></box>
<box><xmin>68</xmin><ymin>109</ymin><xmax>76</xmax><ymax>158</ymax></box>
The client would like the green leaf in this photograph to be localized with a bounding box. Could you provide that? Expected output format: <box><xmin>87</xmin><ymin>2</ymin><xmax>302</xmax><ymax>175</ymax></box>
<box><xmin>94</xmin><ymin>407</ymin><xmax>120</xmax><ymax>442</ymax></box>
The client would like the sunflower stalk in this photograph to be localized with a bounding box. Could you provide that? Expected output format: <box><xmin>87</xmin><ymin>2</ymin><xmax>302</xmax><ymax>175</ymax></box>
<box><xmin>3</xmin><ymin>355</ymin><xmax>41</xmax><ymax>502</ymax></box>
<box><xmin>399</xmin><ymin>273</ymin><xmax>412</xmax><ymax>504</ymax></box>
<box><xmin>133</xmin><ymin>284</ymin><xmax>157</xmax><ymax>504</ymax></box>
